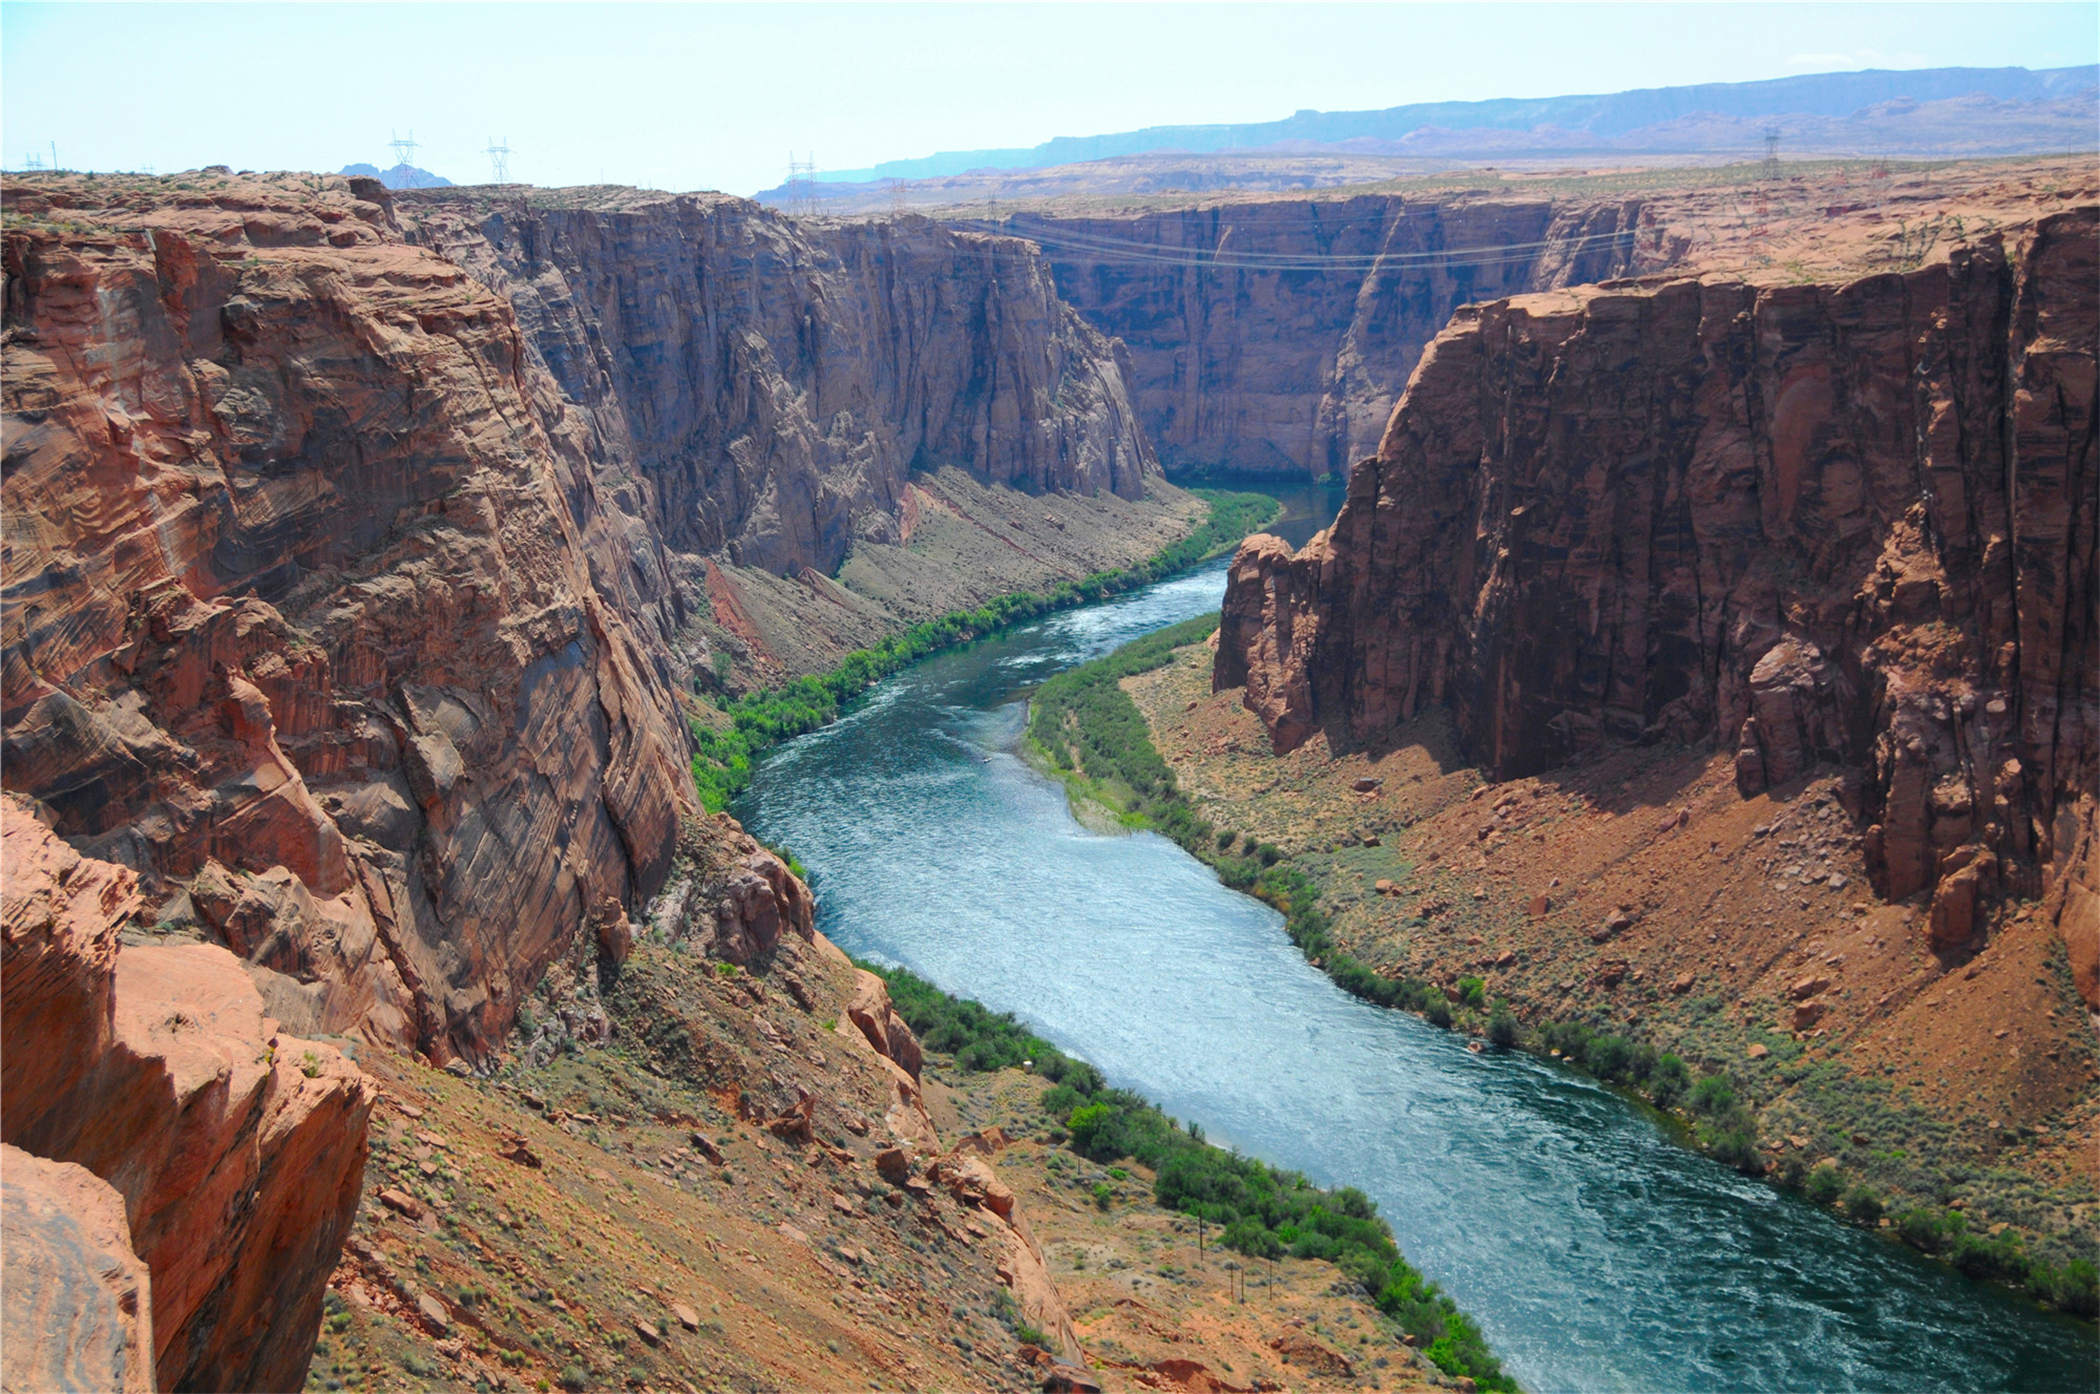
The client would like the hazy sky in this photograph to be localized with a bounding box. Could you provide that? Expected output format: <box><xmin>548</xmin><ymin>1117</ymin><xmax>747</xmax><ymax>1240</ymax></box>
<box><xmin>4</xmin><ymin>2</ymin><xmax>2094</xmax><ymax>196</ymax></box>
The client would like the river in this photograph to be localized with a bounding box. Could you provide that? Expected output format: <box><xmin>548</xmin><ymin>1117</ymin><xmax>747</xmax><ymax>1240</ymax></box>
<box><xmin>735</xmin><ymin>482</ymin><xmax>2097</xmax><ymax>1393</ymax></box>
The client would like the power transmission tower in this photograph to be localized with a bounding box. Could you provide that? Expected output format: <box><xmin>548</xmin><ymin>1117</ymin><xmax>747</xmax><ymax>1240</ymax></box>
<box><xmin>1760</xmin><ymin>125</ymin><xmax>1781</xmax><ymax>183</ymax></box>
<box><xmin>484</xmin><ymin>136</ymin><xmax>513</xmax><ymax>186</ymax></box>
<box><xmin>786</xmin><ymin>153</ymin><xmax>816</xmax><ymax>216</ymax></box>
<box><xmin>887</xmin><ymin>178</ymin><xmax>906</xmax><ymax>218</ymax></box>
<box><xmin>23</xmin><ymin>152</ymin><xmax>44</xmax><ymax>172</ymax></box>
<box><xmin>389</xmin><ymin>128</ymin><xmax>420</xmax><ymax>186</ymax></box>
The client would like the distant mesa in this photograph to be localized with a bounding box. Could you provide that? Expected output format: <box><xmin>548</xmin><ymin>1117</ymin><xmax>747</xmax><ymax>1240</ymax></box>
<box><xmin>338</xmin><ymin>160</ymin><xmax>453</xmax><ymax>190</ymax></box>
<box><xmin>753</xmin><ymin>63</ymin><xmax>2098</xmax><ymax>210</ymax></box>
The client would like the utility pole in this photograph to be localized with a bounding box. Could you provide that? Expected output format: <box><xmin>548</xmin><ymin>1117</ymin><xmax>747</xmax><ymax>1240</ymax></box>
<box><xmin>484</xmin><ymin>136</ymin><xmax>513</xmax><ymax>186</ymax></box>
<box><xmin>389</xmin><ymin>128</ymin><xmax>420</xmax><ymax>186</ymax></box>
<box><xmin>785</xmin><ymin>153</ymin><xmax>817</xmax><ymax>217</ymax></box>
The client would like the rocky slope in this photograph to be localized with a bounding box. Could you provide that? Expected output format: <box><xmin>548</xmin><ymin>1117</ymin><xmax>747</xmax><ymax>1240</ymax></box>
<box><xmin>3</xmin><ymin>797</ymin><xmax>373</xmax><ymax>1391</ymax></box>
<box><xmin>1012</xmin><ymin>195</ymin><xmax>1653</xmax><ymax>476</ymax></box>
<box><xmin>1218</xmin><ymin>206</ymin><xmax>2098</xmax><ymax>985</ymax></box>
<box><xmin>307</xmin><ymin>808</ymin><xmax>1096</xmax><ymax>1393</ymax></box>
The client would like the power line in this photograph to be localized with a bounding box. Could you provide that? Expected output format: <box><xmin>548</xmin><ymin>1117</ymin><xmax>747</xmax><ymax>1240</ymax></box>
<box><xmin>959</xmin><ymin>221</ymin><xmax>1640</xmax><ymax>274</ymax></box>
<box><xmin>786</xmin><ymin>152</ymin><xmax>816</xmax><ymax>216</ymax></box>
<box><xmin>390</xmin><ymin>128</ymin><xmax>420</xmax><ymax>184</ymax></box>
<box><xmin>484</xmin><ymin>135</ymin><xmax>513</xmax><ymax>186</ymax></box>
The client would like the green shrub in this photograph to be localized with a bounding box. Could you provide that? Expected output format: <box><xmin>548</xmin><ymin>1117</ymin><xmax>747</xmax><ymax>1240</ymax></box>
<box><xmin>1689</xmin><ymin>1074</ymin><xmax>1737</xmax><ymax>1116</ymax></box>
<box><xmin>1456</xmin><ymin>976</ymin><xmax>1486</xmax><ymax>1008</ymax></box>
<box><xmin>2027</xmin><ymin>1258</ymin><xmax>2099</xmax><ymax>1318</ymax></box>
<box><xmin>1897</xmin><ymin>1206</ymin><xmax>1962</xmax><ymax>1254</ymax></box>
<box><xmin>1486</xmin><ymin>1009</ymin><xmax>1518</xmax><ymax>1048</ymax></box>
<box><xmin>1587</xmin><ymin>1034</ymin><xmax>1631</xmax><ymax>1081</ymax></box>
<box><xmin>1649</xmin><ymin>1053</ymin><xmax>1690</xmax><ymax>1107</ymax></box>
<box><xmin>1803</xmin><ymin>1163</ymin><xmax>1845</xmax><ymax>1207</ymax></box>
<box><xmin>1424</xmin><ymin>997</ymin><xmax>1453</xmax><ymax>1029</ymax></box>
<box><xmin>1701</xmin><ymin>1121</ymin><xmax>1762</xmax><ymax>1173</ymax></box>
<box><xmin>558</xmin><ymin>1364</ymin><xmax>589</xmax><ymax>1392</ymax></box>
<box><xmin>1949</xmin><ymin>1230</ymin><xmax>2027</xmax><ymax>1283</ymax></box>
<box><xmin>1843</xmin><ymin>1184</ymin><xmax>1885</xmax><ymax>1225</ymax></box>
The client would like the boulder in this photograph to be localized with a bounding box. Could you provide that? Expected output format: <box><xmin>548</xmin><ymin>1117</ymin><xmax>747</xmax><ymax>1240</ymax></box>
<box><xmin>846</xmin><ymin>969</ymin><xmax>925</xmax><ymax>1081</ymax></box>
<box><xmin>1</xmin><ymin>806</ymin><xmax>374</xmax><ymax>1392</ymax></box>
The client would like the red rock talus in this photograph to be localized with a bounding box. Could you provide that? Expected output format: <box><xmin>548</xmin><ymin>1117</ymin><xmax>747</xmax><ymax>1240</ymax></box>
<box><xmin>1219</xmin><ymin>210</ymin><xmax>2097</xmax><ymax>957</ymax></box>
<box><xmin>2</xmin><ymin>798</ymin><xmax>374</xmax><ymax>1391</ymax></box>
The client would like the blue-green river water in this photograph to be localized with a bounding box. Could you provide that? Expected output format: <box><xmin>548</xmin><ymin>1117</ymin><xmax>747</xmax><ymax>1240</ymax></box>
<box><xmin>737</xmin><ymin>484</ymin><xmax>2098</xmax><ymax>1392</ymax></box>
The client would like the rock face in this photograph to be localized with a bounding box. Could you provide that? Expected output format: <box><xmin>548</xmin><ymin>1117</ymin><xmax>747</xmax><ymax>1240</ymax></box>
<box><xmin>1219</xmin><ymin>209</ymin><xmax>2097</xmax><ymax>945</ymax></box>
<box><xmin>647</xmin><ymin>815</ymin><xmax>816</xmax><ymax>966</ymax></box>
<box><xmin>2</xmin><ymin>798</ymin><xmax>374</xmax><ymax>1391</ymax></box>
<box><xmin>1015</xmin><ymin>195</ymin><xmax>1653</xmax><ymax>477</ymax></box>
<box><xmin>1</xmin><ymin>1145</ymin><xmax>156</xmax><ymax>1394</ymax></box>
<box><xmin>406</xmin><ymin>191</ymin><xmax>1157</xmax><ymax>580</ymax></box>
<box><xmin>2</xmin><ymin>173</ymin><xmax>691</xmax><ymax>1061</ymax></box>
<box><xmin>2</xmin><ymin>172</ymin><xmax>1159</xmax><ymax>1061</ymax></box>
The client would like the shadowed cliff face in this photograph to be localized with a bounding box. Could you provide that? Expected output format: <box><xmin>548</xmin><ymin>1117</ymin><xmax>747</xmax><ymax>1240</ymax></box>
<box><xmin>1219</xmin><ymin>209</ymin><xmax>2097</xmax><ymax>967</ymax></box>
<box><xmin>402</xmin><ymin>192</ymin><xmax>1156</xmax><ymax>580</ymax></box>
<box><xmin>0</xmin><ymin>173</ymin><xmax>1160</xmax><ymax>1064</ymax></box>
<box><xmin>1012</xmin><ymin>195</ymin><xmax>1656</xmax><ymax>478</ymax></box>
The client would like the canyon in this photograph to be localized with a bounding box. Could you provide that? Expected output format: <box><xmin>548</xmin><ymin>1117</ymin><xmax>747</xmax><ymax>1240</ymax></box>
<box><xmin>0</xmin><ymin>167</ymin><xmax>1193</xmax><ymax>1390</ymax></box>
<box><xmin>4</xmin><ymin>144</ymin><xmax>2096</xmax><ymax>1392</ymax></box>
<box><xmin>1198</xmin><ymin>181</ymin><xmax>2098</xmax><ymax>1292</ymax></box>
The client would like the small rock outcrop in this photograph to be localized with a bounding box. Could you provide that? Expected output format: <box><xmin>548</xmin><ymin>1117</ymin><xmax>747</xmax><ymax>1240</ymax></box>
<box><xmin>648</xmin><ymin>815</ymin><xmax>816</xmax><ymax>965</ymax></box>
<box><xmin>1</xmin><ymin>1145</ymin><xmax>155</xmax><ymax>1394</ymax></box>
<box><xmin>1219</xmin><ymin>210</ymin><xmax>2097</xmax><ymax>960</ymax></box>
<box><xmin>2</xmin><ymin>798</ymin><xmax>374</xmax><ymax>1391</ymax></box>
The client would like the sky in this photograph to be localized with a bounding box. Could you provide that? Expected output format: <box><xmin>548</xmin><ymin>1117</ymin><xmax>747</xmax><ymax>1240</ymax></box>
<box><xmin>3</xmin><ymin>2</ymin><xmax>2094</xmax><ymax>196</ymax></box>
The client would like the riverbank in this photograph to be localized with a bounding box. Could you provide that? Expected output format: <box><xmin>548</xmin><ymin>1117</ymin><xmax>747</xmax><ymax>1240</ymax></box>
<box><xmin>867</xmin><ymin>962</ymin><xmax>1513</xmax><ymax>1392</ymax></box>
<box><xmin>689</xmin><ymin>489</ymin><xmax>1280</xmax><ymax>811</ymax></box>
<box><xmin>1031</xmin><ymin>623</ymin><xmax>2099</xmax><ymax>1323</ymax></box>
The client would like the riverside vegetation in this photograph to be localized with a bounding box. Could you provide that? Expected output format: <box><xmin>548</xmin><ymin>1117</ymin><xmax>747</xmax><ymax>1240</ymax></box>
<box><xmin>688</xmin><ymin>490</ymin><xmax>1278</xmax><ymax>811</ymax></box>
<box><xmin>865</xmin><ymin>962</ymin><xmax>1516</xmax><ymax>1391</ymax></box>
<box><xmin>1026</xmin><ymin>619</ymin><xmax>2100</xmax><ymax>1321</ymax></box>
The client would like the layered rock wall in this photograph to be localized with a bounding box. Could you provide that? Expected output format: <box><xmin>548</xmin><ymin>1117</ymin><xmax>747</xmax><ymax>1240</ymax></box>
<box><xmin>1014</xmin><ymin>195</ymin><xmax>1658</xmax><ymax>477</ymax></box>
<box><xmin>2</xmin><ymin>173</ymin><xmax>1160</xmax><ymax>1061</ymax></box>
<box><xmin>404</xmin><ymin>191</ymin><xmax>1156</xmax><ymax>580</ymax></box>
<box><xmin>2</xmin><ymin>175</ymin><xmax>692</xmax><ymax>1061</ymax></box>
<box><xmin>1219</xmin><ymin>209</ymin><xmax>2097</xmax><ymax>952</ymax></box>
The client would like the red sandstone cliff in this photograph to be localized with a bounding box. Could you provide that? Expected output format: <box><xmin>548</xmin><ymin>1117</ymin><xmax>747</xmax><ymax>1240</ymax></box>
<box><xmin>2</xmin><ymin>173</ymin><xmax>691</xmax><ymax>1062</ymax></box>
<box><xmin>1</xmin><ymin>171</ymin><xmax>1161</xmax><ymax>1063</ymax></box>
<box><xmin>3</xmin><ymin>797</ymin><xmax>372</xmax><ymax>1391</ymax></box>
<box><xmin>1219</xmin><ymin>208</ymin><xmax>2098</xmax><ymax>972</ymax></box>
<box><xmin>405</xmin><ymin>191</ymin><xmax>1156</xmax><ymax>579</ymax></box>
<box><xmin>1013</xmin><ymin>195</ymin><xmax>1658</xmax><ymax>477</ymax></box>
